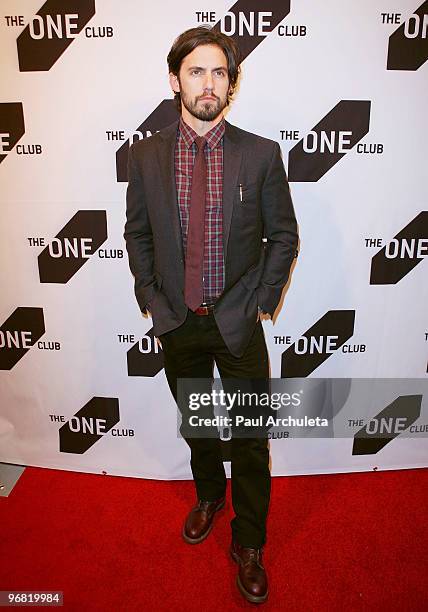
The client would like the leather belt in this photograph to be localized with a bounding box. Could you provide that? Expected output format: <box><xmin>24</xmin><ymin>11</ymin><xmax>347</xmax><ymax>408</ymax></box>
<box><xmin>193</xmin><ymin>302</ymin><xmax>216</xmax><ymax>316</ymax></box>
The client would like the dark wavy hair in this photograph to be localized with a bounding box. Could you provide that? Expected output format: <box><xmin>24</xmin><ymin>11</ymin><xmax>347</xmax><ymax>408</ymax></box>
<box><xmin>167</xmin><ymin>26</ymin><xmax>241</xmax><ymax>112</ymax></box>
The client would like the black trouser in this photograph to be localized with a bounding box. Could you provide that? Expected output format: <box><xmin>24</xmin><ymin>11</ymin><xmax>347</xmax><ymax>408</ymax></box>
<box><xmin>159</xmin><ymin>309</ymin><xmax>271</xmax><ymax>548</ymax></box>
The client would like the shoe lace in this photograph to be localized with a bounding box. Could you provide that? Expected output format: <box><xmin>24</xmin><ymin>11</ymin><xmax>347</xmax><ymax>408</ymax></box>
<box><xmin>245</xmin><ymin>548</ymin><xmax>260</xmax><ymax>562</ymax></box>
<box><xmin>198</xmin><ymin>500</ymin><xmax>211</xmax><ymax>511</ymax></box>
<box><xmin>241</xmin><ymin>546</ymin><xmax>264</xmax><ymax>568</ymax></box>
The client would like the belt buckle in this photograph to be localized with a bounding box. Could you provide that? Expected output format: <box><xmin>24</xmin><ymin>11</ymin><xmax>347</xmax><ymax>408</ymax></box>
<box><xmin>195</xmin><ymin>305</ymin><xmax>209</xmax><ymax>316</ymax></box>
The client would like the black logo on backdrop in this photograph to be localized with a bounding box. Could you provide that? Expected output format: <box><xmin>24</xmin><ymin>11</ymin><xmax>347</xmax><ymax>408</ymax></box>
<box><xmin>387</xmin><ymin>1</ymin><xmax>428</xmax><ymax>70</ymax></box>
<box><xmin>116</xmin><ymin>0</ymin><xmax>291</xmax><ymax>181</ymax></box>
<box><xmin>17</xmin><ymin>0</ymin><xmax>96</xmax><ymax>72</ymax></box>
<box><xmin>0</xmin><ymin>103</ymin><xmax>25</xmax><ymax>164</ymax></box>
<box><xmin>38</xmin><ymin>210</ymin><xmax>107</xmax><ymax>283</ymax></box>
<box><xmin>287</xmin><ymin>101</ymin><xmax>371</xmax><ymax>182</ymax></box>
<box><xmin>370</xmin><ymin>211</ymin><xmax>428</xmax><ymax>284</ymax></box>
<box><xmin>281</xmin><ymin>310</ymin><xmax>356</xmax><ymax>377</ymax></box>
<box><xmin>59</xmin><ymin>396</ymin><xmax>120</xmax><ymax>454</ymax></box>
<box><xmin>116</xmin><ymin>100</ymin><xmax>179</xmax><ymax>182</ymax></box>
<box><xmin>127</xmin><ymin>328</ymin><xmax>164</xmax><ymax>377</ymax></box>
<box><xmin>0</xmin><ymin>307</ymin><xmax>45</xmax><ymax>370</ymax></box>
<box><xmin>352</xmin><ymin>395</ymin><xmax>422</xmax><ymax>455</ymax></box>
<box><xmin>212</xmin><ymin>0</ymin><xmax>291</xmax><ymax>60</ymax></box>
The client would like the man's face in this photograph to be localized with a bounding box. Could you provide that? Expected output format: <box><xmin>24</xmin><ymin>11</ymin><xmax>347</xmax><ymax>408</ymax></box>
<box><xmin>170</xmin><ymin>44</ymin><xmax>231</xmax><ymax>122</ymax></box>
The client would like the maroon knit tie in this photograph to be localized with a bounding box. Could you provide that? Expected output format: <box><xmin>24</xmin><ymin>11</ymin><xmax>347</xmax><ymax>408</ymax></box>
<box><xmin>184</xmin><ymin>136</ymin><xmax>207</xmax><ymax>311</ymax></box>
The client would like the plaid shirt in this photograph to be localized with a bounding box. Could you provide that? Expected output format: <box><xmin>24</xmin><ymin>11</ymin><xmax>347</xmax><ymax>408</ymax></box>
<box><xmin>175</xmin><ymin>116</ymin><xmax>225</xmax><ymax>302</ymax></box>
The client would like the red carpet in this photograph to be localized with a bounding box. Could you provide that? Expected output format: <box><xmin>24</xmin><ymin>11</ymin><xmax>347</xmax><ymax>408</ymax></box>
<box><xmin>1</xmin><ymin>466</ymin><xmax>427</xmax><ymax>610</ymax></box>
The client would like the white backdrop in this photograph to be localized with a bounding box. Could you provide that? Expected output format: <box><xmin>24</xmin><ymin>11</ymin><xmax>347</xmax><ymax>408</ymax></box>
<box><xmin>0</xmin><ymin>0</ymin><xmax>427</xmax><ymax>479</ymax></box>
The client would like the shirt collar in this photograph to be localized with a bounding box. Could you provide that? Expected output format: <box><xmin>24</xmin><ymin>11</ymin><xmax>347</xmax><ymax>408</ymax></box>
<box><xmin>178</xmin><ymin>116</ymin><xmax>225</xmax><ymax>150</ymax></box>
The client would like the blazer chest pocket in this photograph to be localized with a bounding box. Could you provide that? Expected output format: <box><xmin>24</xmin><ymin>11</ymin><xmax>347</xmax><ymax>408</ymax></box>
<box><xmin>236</xmin><ymin>181</ymin><xmax>258</xmax><ymax>201</ymax></box>
<box><xmin>234</xmin><ymin>182</ymin><xmax>260</xmax><ymax>219</ymax></box>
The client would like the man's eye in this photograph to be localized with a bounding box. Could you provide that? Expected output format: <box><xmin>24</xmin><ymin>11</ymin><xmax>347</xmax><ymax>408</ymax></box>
<box><xmin>191</xmin><ymin>70</ymin><xmax>200</xmax><ymax>75</ymax></box>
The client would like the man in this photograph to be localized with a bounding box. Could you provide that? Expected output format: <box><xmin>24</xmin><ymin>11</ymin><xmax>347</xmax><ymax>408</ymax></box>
<box><xmin>124</xmin><ymin>26</ymin><xmax>298</xmax><ymax>604</ymax></box>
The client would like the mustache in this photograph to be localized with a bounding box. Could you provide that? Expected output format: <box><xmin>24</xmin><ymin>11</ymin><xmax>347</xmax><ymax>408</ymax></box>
<box><xmin>198</xmin><ymin>94</ymin><xmax>218</xmax><ymax>101</ymax></box>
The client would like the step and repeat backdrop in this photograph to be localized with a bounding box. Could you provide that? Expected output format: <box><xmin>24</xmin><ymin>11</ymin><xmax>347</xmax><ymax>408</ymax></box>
<box><xmin>0</xmin><ymin>0</ymin><xmax>427</xmax><ymax>479</ymax></box>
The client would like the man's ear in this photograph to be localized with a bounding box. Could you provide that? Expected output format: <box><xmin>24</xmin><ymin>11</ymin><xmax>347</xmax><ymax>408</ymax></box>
<box><xmin>169</xmin><ymin>72</ymin><xmax>180</xmax><ymax>94</ymax></box>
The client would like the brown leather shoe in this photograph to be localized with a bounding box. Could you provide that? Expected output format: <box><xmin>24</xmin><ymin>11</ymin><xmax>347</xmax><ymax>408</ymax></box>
<box><xmin>230</xmin><ymin>539</ymin><xmax>268</xmax><ymax>603</ymax></box>
<box><xmin>182</xmin><ymin>496</ymin><xmax>225</xmax><ymax>544</ymax></box>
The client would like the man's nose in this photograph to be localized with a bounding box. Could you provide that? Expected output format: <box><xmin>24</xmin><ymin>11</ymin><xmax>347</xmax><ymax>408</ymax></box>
<box><xmin>203</xmin><ymin>72</ymin><xmax>214</xmax><ymax>90</ymax></box>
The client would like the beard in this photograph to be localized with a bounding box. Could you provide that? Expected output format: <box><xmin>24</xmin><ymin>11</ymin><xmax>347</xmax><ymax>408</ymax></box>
<box><xmin>180</xmin><ymin>89</ymin><xmax>228</xmax><ymax>122</ymax></box>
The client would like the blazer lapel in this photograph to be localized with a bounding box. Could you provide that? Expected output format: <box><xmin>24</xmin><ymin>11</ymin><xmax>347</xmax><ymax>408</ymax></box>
<box><xmin>156</xmin><ymin>119</ymin><xmax>185</xmax><ymax>263</ymax></box>
<box><xmin>223</xmin><ymin>120</ymin><xmax>242</xmax><ymax>261</ymax></box>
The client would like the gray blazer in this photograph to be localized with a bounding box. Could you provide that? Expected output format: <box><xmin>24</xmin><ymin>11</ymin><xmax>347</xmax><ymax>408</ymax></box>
<box><xmin>124</xmin><ymin>119</ymin><xmax>298</xmax><ymax>358</ymax></box>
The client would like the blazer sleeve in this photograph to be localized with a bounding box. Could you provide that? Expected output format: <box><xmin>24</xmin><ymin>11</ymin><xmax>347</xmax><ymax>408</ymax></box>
<box><xmin>123</xmin><ymin>144</ymin><xmax>157</xmax><ymax>315</ymax></box>
<box><xmin>257</xmin><ymin>142</ymin><xmax>299</xmax><ymax>316</ymax></box>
